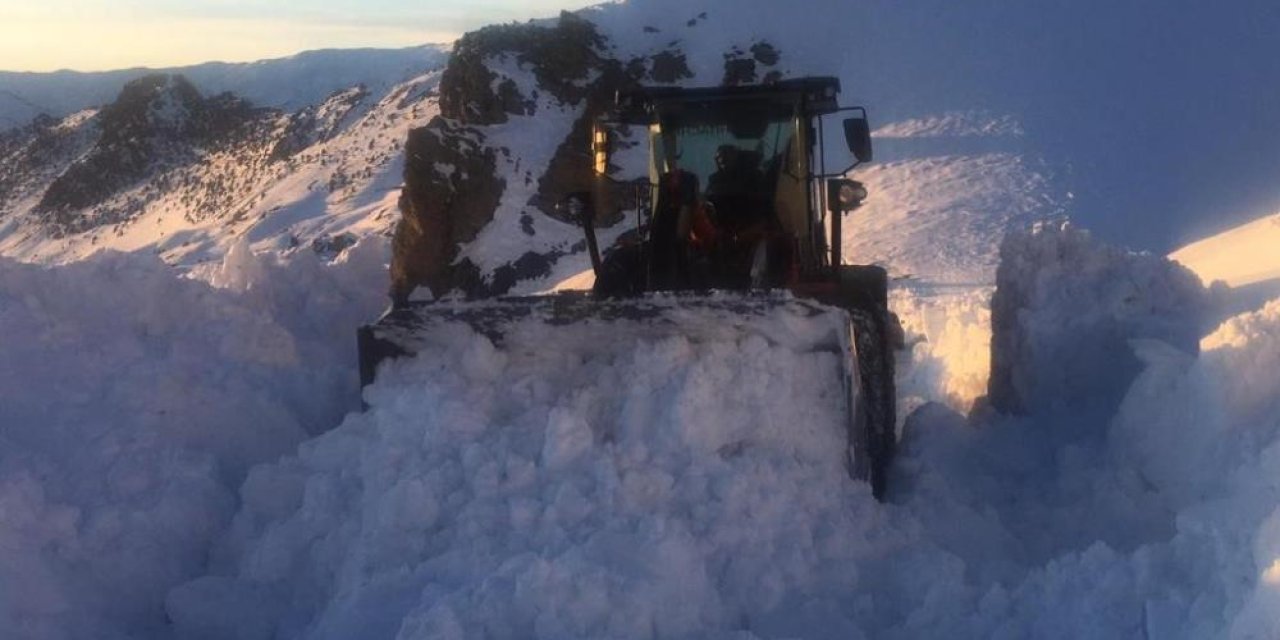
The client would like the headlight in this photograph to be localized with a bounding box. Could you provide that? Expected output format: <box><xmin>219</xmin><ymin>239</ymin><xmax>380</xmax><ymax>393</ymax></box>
<box><xmin>838</xmin><ymin>182</ymin><xmax>868</xmax><ymax>207</ymax></box>
<box><xmin>827</xmin><ymin>179</ymin><xmax>867</xmax><ymax>211</ymax></box>
<box><xmin>557</xmin><ymin>191</ymin><xmax>593</xmax><ymax>223</ymax></box>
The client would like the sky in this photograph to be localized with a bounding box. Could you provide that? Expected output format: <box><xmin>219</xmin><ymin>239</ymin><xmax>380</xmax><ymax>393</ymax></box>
<box><xmin>0</xmin><ymin>0</ymin><xmax>602</xmax><ymax>72</ymax></box>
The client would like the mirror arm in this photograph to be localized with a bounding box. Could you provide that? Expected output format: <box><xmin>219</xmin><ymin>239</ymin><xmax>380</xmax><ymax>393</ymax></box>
<box><xmin>582</xmin><ymin>209</ymin><xmax>602</xmax><ymax>275</ymax></box>
<box><xmin>815</xmin><ymin>158</ymin><xmax>863</xmax><ymax>179</ymax></box>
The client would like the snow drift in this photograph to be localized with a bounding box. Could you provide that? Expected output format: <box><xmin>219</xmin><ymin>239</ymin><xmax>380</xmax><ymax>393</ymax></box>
<box><xmin>0</xmin><ymin>240</ymin><xmax>386</xmax><ymax>636</ymax></box>
<box><xmin>987</xmin><ymin>222</ymin><xmax>1209</xmax><ymax>415</ymax></box>
<box><xmin>147</xmin><ymin>228</ymin><xmax>1280</xmax><ymax>639</ymax></box>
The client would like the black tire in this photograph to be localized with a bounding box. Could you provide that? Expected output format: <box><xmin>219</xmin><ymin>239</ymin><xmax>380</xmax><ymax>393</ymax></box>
<box><xmin>836</xmin><ymin>265</ymin><xmax>896</xmax><ymax>501</ymax></box>
<box><xmin>850</xmin><ymin>307</ymin><xmax>897</xmax><ymax>500</ymax></box>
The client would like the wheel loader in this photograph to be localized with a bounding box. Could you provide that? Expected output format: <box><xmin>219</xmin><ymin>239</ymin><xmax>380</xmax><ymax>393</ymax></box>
<box><xmin>358</xmin><ymin>77</ymin><xmax>898</xmax><ymax>499</ymax></box>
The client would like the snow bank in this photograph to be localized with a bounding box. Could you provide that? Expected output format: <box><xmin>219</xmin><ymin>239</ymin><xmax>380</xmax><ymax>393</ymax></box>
<box><xmin>988</xmin><ymin>222</ymin><xmax>1209</xmax><ymax>415</ymax></box>
<box><xmin>0</xmin><ymin>240</ymin><xmax>386</xmax><ymax>637</ymax></box>
<box><xmin>1103</xmin><ymin>299</ymin><xmax>1280</xmax><ymax>637</ymax></box>
<box><xmin>1114</xmin><ymin>298</ymin><xmax>1280</xmax><ymax>509</ymax></box>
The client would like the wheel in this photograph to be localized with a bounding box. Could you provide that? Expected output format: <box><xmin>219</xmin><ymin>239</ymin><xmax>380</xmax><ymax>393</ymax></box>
<box><xmin>849</xmin><ymin>307</ymin><xmax>897</xmax><ymax>501</ymax></box>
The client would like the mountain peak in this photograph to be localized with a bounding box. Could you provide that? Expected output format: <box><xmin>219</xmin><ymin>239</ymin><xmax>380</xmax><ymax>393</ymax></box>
<box><xmin>34</xmin><ymin>73</ymin><xmax>261</xmax><ymax>226</ymax></box>
<box><xmin>99</xmin><ymin>74</ymin><xmax>212</xmax><ymax>143</ymax></box>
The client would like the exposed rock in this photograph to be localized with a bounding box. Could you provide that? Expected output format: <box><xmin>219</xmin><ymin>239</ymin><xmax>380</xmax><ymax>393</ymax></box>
<box><xmin>394</xmin><ymin>13</ymin><xmax>655</xmax><ymax>299</ymax></box>
<box><xmin>449</xmin><ymin>250</ymin><xmax>565</xmax><ymax>299</ymax></box>
<box><xmin>0</xmin><ymin>67</ymin><xmax>445</xmax><ymax>262</ymax></box>
<box><xmin>723</xmin><ymin>41</ymin><xmax>783</xmax><ymax>86</ymax></box>
<box><xmin>439</xmin><ymin>11</ymin><xmax>606</xmax><ymax>125</ymax></box>
<box><xmin>649</xmin><ymin>51</ymin><xmax>693</xmax><ymax>84</ymax></box>
<box><xmin>269</xmin><ymin>85</ymin><xmax>370</xmax><ymax>162</ymax></box>
<box><xmin>750</xmin><ymin>42</ymin><xmax>781</xmax><ymax>66</ymax></box>
<box><xmin>529</xmin><ymin>62</ymin><xmax>644</xmax><ymax>226</ymax></box>
<box><xmin>389</xmin><ymin>121</ymin><xmax>504</xmax><ymax>302</ymax></box>
<box><xmin>310</xmin><ymin>232</ymin><xmax>357</xmax><ymax>260</ymax></box>
<box><xmin>34</xmin><ymin>74</ymin><xmax>264</xmax><ymax>235</ymax></box>
<box><xmin>722</xmin><ymin>57</ymin><xmax>758</xmax><ymax>87</ymax></box>
<box><xmin>0</xmin><ymin>114</ymin><xmax>98</xmax><ymax>211</ymax></box>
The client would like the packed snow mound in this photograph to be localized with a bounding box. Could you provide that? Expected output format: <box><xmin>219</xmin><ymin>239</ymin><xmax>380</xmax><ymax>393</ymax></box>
<box><xmin>169</xmin><ymin>300</ymin><xmax>875</xmax><ymax>639</ymax></box>
<box><xmin>0</xmin><ymin>241</ymin><xmax>386</xmax><ymax>637</ymax></box>
<box><xmin>1115</xmin><ymin>297</ymin><xmax>1280</xmax><ymax>509</ymax></box>
<box><xmin>1104</xmin><ymin>298</ymin><xmax>1280</xmax><ymax>638</ymax></box>
<box><xmin>987</xmin><ymin>222</ymin><xmax>1209</xmax><ymax>415</ymax></box>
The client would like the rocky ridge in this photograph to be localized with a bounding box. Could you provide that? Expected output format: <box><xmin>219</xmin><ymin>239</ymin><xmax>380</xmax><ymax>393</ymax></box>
<box><xmin>0</xmin><ymin>63</ymin><xmax>446</xmax><ymax>264</ymax></box>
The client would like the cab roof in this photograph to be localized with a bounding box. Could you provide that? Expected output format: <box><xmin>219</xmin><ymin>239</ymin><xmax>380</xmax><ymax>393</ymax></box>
<box><xmin>613</xmin><ymin>76</ymin><xmax>843</xmax><ymax>124</ymax></box>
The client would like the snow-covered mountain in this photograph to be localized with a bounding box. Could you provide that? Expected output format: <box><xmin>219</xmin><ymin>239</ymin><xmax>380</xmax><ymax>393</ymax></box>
<box><xmin>0</xmin><ymin>45</ymin><xmax>449</xmax><ymax>131</ymax></box>
<box><xmin>0</xmin><ymin>59</ymin><xmax>446</xmax><ymax>265</ymax></box>
<box><xmin>2</xmin><ymin>1</ymin><xmax>1280</xmax><ymax>639</ymax></box>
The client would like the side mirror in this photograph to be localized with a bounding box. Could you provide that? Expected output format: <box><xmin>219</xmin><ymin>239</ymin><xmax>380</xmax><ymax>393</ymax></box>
<box><xmin>843</xmin><ymin>115</ymin><xmax>872</xmax><ymax>164</ymax></box>
<box><xmin>592</xmin><ymin>122</ymin><xmax>612</xmax><ymax>176</ymax></box>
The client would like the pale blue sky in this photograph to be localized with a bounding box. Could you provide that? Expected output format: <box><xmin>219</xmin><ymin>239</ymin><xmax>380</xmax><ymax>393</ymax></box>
<box><xmin>0</xmin><ymin>0</ymin><xmax>601</xmax><ymax>72</ymax></box>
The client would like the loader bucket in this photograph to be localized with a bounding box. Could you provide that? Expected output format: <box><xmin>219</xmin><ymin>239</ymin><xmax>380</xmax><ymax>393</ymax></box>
<box><xmin>357</xmin><ymin>290</ymin><xmax>893</xmax><ymax>497</ymax></box>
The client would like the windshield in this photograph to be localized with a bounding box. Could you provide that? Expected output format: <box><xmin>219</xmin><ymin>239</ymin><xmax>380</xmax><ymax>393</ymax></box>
<box><xmin>650</xmin><ymin>100</ymin><xmax>799</xmax><ymax>193</ymax></box>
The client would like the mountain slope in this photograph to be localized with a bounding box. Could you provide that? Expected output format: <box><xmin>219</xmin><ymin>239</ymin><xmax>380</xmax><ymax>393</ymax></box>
<box><xmin>0</xmin><ymin>45</ymin><xmax>449</xmax><ymax>131</ymax></box>
<box><xmin>0</xmin><ymin>66</ymin><xmax>444</xmax><ymax>265</ymax></box>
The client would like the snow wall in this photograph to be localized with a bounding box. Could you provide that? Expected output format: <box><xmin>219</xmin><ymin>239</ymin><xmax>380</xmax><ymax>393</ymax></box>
<box><xmin>987</xmin><ymin>222</ymin><xmax>1209</xmax><ymax>415</ymax></box>
<box><xmin>0</xmin><ymin>240</ymin><xmax>386</xmax><ymax>637</ymax></box>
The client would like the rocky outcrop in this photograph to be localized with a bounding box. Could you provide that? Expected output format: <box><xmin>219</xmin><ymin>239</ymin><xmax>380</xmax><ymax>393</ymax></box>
<box><xmin>722</xmin><ymin>42</ymin><xmax>783</xmax><ymax>86</ymax></box>
<box><xmin>0</xmin><ymin>65</ymin><xmax>446</xmax><ymax>262</ymax></box>
<box><xmin>649</xmin><ymin>51</ymin><xmax>693</xmax><ymax>84</ymax></box>
<box><xmin>390</xmin><ymin>122</ymin><xmax>504</xmax><ymax>302</ymax></box>
<box><xmin>392</xmin><ymin>12</ymin><xmax>644</xmax><ymax>300</ymax></box>
<box><xmin>268</xmin><ymin>85</ymin><xmax>370</xmax><ymax>162</ymax></box>
<box><xmin>439</xmin><ymin>12</ymin><xmax>605</xmax><ymax>125</ymax></box>
<box><xmin>34</xmin><ymin>74</ymin><xmax>265</xmax><ymax>235</ymax></box>
<box><xmin>0</xmin><ymin>114</ymin><xmax>99</xmax><ymax>213</ymax></box>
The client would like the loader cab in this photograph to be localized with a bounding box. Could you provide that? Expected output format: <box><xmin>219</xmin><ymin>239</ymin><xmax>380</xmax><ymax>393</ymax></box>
<box><xmin>591</xmin><ymin>77</ymin><xmax>872</xmax><ymax>290</ymax></box>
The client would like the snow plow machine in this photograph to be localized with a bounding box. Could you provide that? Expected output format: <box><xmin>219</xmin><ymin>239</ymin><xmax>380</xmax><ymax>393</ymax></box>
<box><xmin>358</xmin><ymin>77</ymin><xmax>899</xmax><ymax>499</ymax></box>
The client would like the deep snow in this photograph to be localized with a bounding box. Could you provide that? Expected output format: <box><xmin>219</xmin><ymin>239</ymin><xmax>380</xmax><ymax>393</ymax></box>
<box><xmin>2</xmin><ymin>0</ymin><xmax>1280</xmax><ymax>638</ymax></box>
<box><xmin>0</xmin><ymin>240</ymin><xmax>387</xmax><ymax>637</ymax></box>
<box><xmin>3</xmin><ymin>207</ymin><xmax>1277</xmax><ymax>639</ymax></box>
